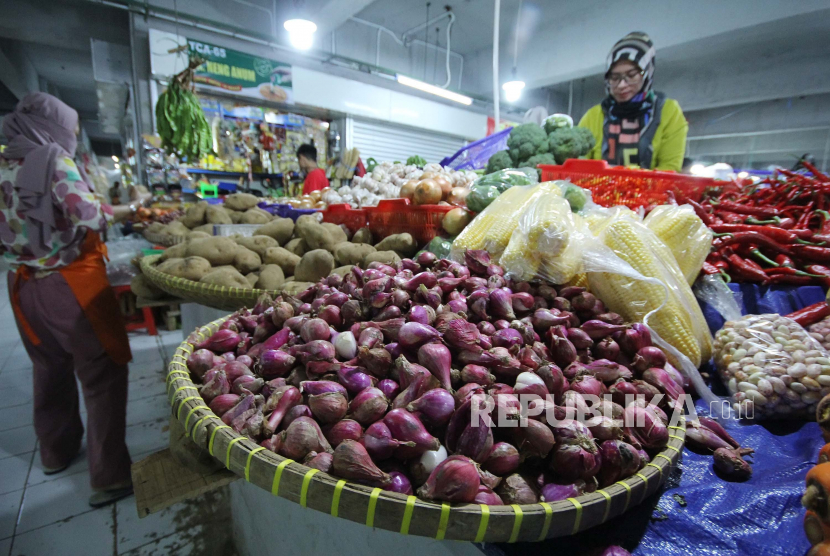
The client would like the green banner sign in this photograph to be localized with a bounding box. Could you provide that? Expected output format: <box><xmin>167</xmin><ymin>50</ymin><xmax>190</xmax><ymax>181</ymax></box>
<box><xmin>188</xmin><ymin>38</ymin><xmax>293</xmax><ymax>103</ymax></box>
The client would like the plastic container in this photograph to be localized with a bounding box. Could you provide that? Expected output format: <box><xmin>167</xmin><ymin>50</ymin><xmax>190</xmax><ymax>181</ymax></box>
<box><xmin>320</xmin><ymin>203</ymin><xmax>367</xmax><ymax>233</ymax></box>
<box><xmin>212</xmin><ymin>224</ymin><xmax>261</xmax><ymax>237</ymax></box>
<box><xmin>440</xmin><ymin>127</ymin><xmax>512</xmax><ymax>170</ymax></box>
<box><xmin>366</xmin><ymin>199</ymin><xmax>453</xmax><ymax>245</ymax></box>
<box><xmin>538</xmin><ymin>159</ymin><xmax>722</xmax><ymax>208</ymax></box>
<box><xmin>257</xmin><ymin>202</ymin><xmax>319</xmax><ymax>221</ymax></box>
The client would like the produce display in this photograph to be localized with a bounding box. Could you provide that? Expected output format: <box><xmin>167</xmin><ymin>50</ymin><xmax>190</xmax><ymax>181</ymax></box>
<box><xmin>803</xmin><ymin>444</ymin><xmax>830</xmax><ymax>551</ymax></box>
<box><xmin>156</xmin><ymin>59</ymin><xmax>213</xmax><ymax>162</ymax></box>
<box><xmin>485</xmin><ymin>119</ymin><xmax>594</xmax><ymax>174</ymax></box>
<box><xmin>186</xmin><ymin>249</ymin><xmax>688</xmax><ymax>506</ymax></box>
<box><xmin>697</xmin><ymin>164</ymin><xmax>830</xmax><ymax>287</ymax></box>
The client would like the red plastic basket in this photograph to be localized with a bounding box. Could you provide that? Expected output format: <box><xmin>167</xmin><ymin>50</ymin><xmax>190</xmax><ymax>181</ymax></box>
<box><xmin>538</xmin><ymin>159</ymin><xmax>721</xmax><ymax>208</ymax></box>
<box><xmin>320</xmin><ymin>204</ymin><xmax>367</xmax><ymax>233</ymax></box>
<box><xmin>366</xmin><ymin>199</ymin><xmax>453</xmax><ymax>245</ymax></box>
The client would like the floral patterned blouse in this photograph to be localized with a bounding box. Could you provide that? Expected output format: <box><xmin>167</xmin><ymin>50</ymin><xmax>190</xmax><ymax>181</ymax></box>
<box><xmin>0</xmin><ymin>156</ymin><xmax>112</xmax><ymax>270</ymax></box>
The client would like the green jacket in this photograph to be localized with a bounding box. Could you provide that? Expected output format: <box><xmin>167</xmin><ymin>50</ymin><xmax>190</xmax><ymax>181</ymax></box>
<box><xmin>578</xmin><ymin>98</ymin><xmax>688</xmax><ymax>171</ymax></box>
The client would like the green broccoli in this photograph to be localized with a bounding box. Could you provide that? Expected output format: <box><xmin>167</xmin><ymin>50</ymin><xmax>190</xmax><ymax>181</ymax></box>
<box><xmin>523</xmin><ymin>153</ymin><xmax>556</xmax><ymax>170</ymax></box>
<box><xmin>548</xmin><ymin>127</ymin><xmax>596</xmax><ymax>164</ymax></box>
<box><xmin>509</xmin><ymin>148</ymin><xmax>520</xmax><ymax>166</ymax></box>
<box><xmin>543</xmin><ymin>114</ymin><xmax>574</xmax><ymax>134</ymax></box>
<box><xmin>506</xmin><ymin>123</ymin><xmax>547</xmax><ymax>160</ymax></box>
<box><xmin>406</xmin><ymin>155</ymin><xmax>427</xmax><ymax>167</ymax></box>
<box><xmin>485</xmin><ymin>150</ymin><xmax>512</xmax><ymax>174</ymax></box>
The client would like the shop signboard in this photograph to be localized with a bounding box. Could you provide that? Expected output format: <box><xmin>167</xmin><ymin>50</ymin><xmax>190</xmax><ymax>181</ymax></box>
<box><xmin>188</xmin><ymin>38</ymin><xmax>293</xmax><ymax>104</ymax></box>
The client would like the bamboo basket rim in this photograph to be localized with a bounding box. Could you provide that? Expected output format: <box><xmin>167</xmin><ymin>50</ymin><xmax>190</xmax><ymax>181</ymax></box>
<box><xmin>140</xmin><ymin>254</ymin><xmax>284</xmax><ymax>311</ymax></box>
<box><xmin>167</xmin><ymin>316</ymin><xmax>686</xmax><ymax>542</ymax></box>
<box><xmin>143</xmin><ymin>230</ymin><xmax>187</xmax><ymax>247</ymax></box>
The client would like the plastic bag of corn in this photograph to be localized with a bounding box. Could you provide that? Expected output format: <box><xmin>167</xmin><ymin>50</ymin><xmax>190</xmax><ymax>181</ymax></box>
<box><xmin>643</xmin><ymin>204</ymin><xmax>713</xmax><ymax>286</ymax></box>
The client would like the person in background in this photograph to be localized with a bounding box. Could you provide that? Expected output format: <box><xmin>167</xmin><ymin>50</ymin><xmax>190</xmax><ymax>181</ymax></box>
<box><xmin>0</xmin><ymin>93</ymin><xmax>133</xmax><ymax>508</ymax></box>
<box><xmin>579</xmin><ymin>32</ymin><xmax>688</xmax><ymax>171</ymax></box>
<box><xmin>297</xmin><ymin>143</ymin><xmax>329</xmax><ymax>195</ymax></box>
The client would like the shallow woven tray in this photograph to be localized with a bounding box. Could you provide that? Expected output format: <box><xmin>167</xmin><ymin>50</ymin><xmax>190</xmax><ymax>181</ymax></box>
<box><xmin>140</xmin><ymin>254</ymin><xmax>279</xmax><ymax>311</ymax></box>
<box><xmin>143</xmin><ymin>230</ymin><xmax>187</xmax><ymax>247</ymax></box>
<box><xmin>166</xmin><ymin>317</ymin><xmax>686</xmax><ymax>542</ymax></box>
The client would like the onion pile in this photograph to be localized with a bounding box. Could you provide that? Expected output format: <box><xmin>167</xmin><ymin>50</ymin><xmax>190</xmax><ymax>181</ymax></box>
<box><xmin>187</xmin><ymin>250</ymin><xmax>685</xmax><ymax>505</ymax></box>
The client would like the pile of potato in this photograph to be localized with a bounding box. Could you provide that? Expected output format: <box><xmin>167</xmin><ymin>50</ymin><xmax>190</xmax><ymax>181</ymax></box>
<box><xmin>148</xmin><ymin>200</ymin><xmax>419</xmax><ymax>296</ymax></box>
<box><xmin>144</xmin><ymin>193</ymin><xmax>278</xmax><ymax>239</ymax></box>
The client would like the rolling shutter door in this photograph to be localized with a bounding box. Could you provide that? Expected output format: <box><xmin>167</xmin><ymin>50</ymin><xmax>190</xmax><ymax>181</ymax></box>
<box><xmin>350</xmin><ymin>119</ymin><xmax>467</xmax><ymax>164</ymax></box>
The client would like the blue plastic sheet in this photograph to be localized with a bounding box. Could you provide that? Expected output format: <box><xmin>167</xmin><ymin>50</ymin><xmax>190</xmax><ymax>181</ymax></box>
<box><xmin>493</xmin><ymin>285</ymin><xmax>823</xmax><ymax>556</ymax></box>
<box><xmin>440</xmin><ymin>127</ymin><xmax>512</xmax><ymax>171</ymax></box>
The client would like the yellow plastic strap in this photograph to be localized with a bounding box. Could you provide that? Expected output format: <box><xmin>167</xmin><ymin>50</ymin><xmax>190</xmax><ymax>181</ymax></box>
<box><xmin>435</xmin><ymin>503</ymin><xmax>450</xmax><ymax>540</ymax></box>
<box><xmin>656</xmin><ymin>453</ymin><xmax>674</xmax><ymax>464</ymax></box>
<box><xmin>617</xmin><ymin>480</ymin><xmax>632</xmax><ymax>510</ymax></box>
<box><xmin>177</xmin><ymin>396</ymin><xmax>201</xmax><ymax>420</ymax></box>
<box><xmin>331</xmin><ymin>480</ymin><xmax>347</xmax><ymax>517</ymax></box>
<box><xmin>668</xmin><ymin>434</ymin><xmax>684</xmax><ymax>442</ymax></box>
<box><xmin>598</xmin><ymin>489</ymin><xmax>612</xmax><ymax>523</ymax></box>
<box><xmin>184</xmin><ymin>405</ymin><xmax>208</xmax><ymax>430</ymax></box>
<box><xmin>474</xmin><ymin>505</ymin><xmax>490</xmax><ymax>543</ymax></box>
<box><xmin>538</xmin><ymin>502</ymin><xmax>552</xmax><ymax>541</ymax></box>
<box><xmin>400</xmin><ymin>495</ymin><xmax>417</xmax><ymax>535</ymax></box>
<box><xmin>647</xmin><ymin>462</ymin><xmax>663</xmax><ymax>479</ymax></box>
<box><xmin>225</xmin><ymin>437</ymin><xmax>245</xmax><ymax>468</ymax></box>
<box><xmin>366</xmin><ymin>488</ymin><xmax>382</xmax><ymax>527</ymax></box>
<box><xmin>636</xmin><ymin>472</ymin><xmax>649</xmax><ymax>485</ymax></box>
<box><xmin>167</xmin><ymin>369</ymin><xmax>189</xmax><ymax>380</ymax></box>
<box><xmin>567</xmin><ymin>498</ymin><xmax>583</xmax><ymax>535</ymax></box>
<box><xmin>208</xmin><ymin>425</ymin><xmax>231</xmax><ymax>456</ymax></box>
<box><xmin>668</xmin><ymin>425</ymin><xmax>685</xmax><ymax>431</ymax></box>
<box><xmin>170</xmin><ymin>360</ymin><xmax>187</xmax><ymax>368</ymax></box>
<box><xmin>300</xmin><ymin>469</ymin><xmax>319</xmax><ymax>508</ymax></box>
<box><xmin>508</xmin><ymin>504</ymin><xmax>524</xmax><ymax>543</ymax></box>
<box><xmin>665</xmin><ymin>444</ymin><xmax>681</xmax><ymax>454</ymax></box>
<box><xmin>245</xmin><ymin>447</ymin><xmax>265</xmax><ymax>482</ymax></box>
<box><xmin>271</xmin><ymin>459</ymin><xmax>294</xmax><ymax>496</ymax></box>
<box><xmin>170</xmin><ymin>385</ymin><xmax>195</xmax><ymax>398</ymax></box>
<box><xmin>190</xmin><ymin>415</ymin><xmax>211</xmax><ymax>439</ymax></box>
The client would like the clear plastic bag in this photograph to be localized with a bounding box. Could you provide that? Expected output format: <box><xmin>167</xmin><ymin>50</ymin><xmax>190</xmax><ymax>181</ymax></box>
<box><xmin>500</xmin><ymin>194</ymin><xmax>588</xmax><ymax>284</ymax></box>
<box><xmin>643</xmin><ymin>204</ymin><xmax>714</xmax><ymax>286</ymax></box>
<box><xmin>808</xmin><ymin>317</ymin><xmax>830</xmax><ymax>351</ymax></box>
<box><xmin>714</xmin><ymin>313</ymin><xmax>830</xmax><ymax>419</ymax></box>
<box><xmin>105</xmin><ymin>237</ymin><xmax>152</xmax><ymax>286</ymax></box>
<box><xmin>694</xmin><ymin>274</ymin><xmax>743</xmax><ymax>323</ymax></box>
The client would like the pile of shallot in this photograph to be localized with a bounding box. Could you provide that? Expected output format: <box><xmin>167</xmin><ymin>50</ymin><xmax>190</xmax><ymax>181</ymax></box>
<box><xmin>187</xmin><ymin>250</ymin><xmax>688</xmax><ymax>505</ymax></box>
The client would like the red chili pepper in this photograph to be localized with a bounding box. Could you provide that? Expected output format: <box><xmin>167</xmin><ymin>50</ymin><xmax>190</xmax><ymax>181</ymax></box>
<box><xmin>715</xmin><ymin>232</ymin><xmax>795</xmax><ymax>257</ymax></box>
<box><xmin>785</xmin><ymin>302</ymin><xmax>830</xmax><ymax>327</ymax></box>
<box><xmin>797</xmin><ymin>202</ymin><xmax>816</xmax><ymax>228</ymax></box>
<box><xmin>801</xmin><ymin>160</ymin><xmax>830</xmax><ymax>182</ymax></box>
<box><xmin>791</xmin><ymin>244</ymin><xmax>830</xmax><ymax>264</ymax></box>
<box><xmin>683</xmin><ymin>197</ymin><xmax>712</xmax><ymax>226</ymax></box>
<box><xmin>775</xmin><ymin>253</ymin><xmax>796</xmax><ymax>267</ymax></box>
<box><xmin>769</xmin><ymin>274</ymin><xmax>816</xmax><ymax>286</ymax></box>
<box><xmin>790</xmin><ymin>229</ymin><xmax>815</xmax><ymax>240</ymax></box>
<box><xmin>712</xmin><ymin>200</ymin><xmax>782</xmax><ymax>218</ymax></box>
<box><xmin>702</xmin><ymin>262</ymin><xmax>721</xmax><ymax>275</ymax></box>
<box><xmin>711</xmin><ymin>224</ymin><xmax>798</xmax><ymax>244</ymax></box>
<box><xmin>805</xmin><ymin>265</ymin><xmax>830</xmax><ymax>289</ymax></box>
<box><xmin>816</xmin><ymin>211</ymin><xmax>830</xmax><ymax>234</ymax></box>
<box><xmin>727</xmin><ymin>254</ymin><xmax>769</xmax><ymax>283</ymax></box>
<box><xmin>715</xmin><ymin>211</ymin><xmax>746</xmax><ymax>224</ymax></box>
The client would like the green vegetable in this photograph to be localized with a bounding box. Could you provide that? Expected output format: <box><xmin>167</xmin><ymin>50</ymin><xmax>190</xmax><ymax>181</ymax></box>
<box><xmin>366</xmin><ymin>157</ymin><xmax>378</xmax><ymax>172</ymax></box>
<box><xmin>466</xmin><ymin>184</ymin><xmax>501</xmax><ymax>212</ymax></box>
<box><xmin>548</xmin><ymin>127</ymin><xmax>596</xmax><ymax>164</ymax></box>
<box><xmin>476</xmin><ymin>168</ymin><xmax>538</xmax><ymax>193</ymax></box>
<box><xmin>522</xmin><ymin>153</ymin><xmax>556</xmax><ymax>171</ymax></box>
<box><xmin>423</xmin><ymin>236</ymin><xmax>454</xmax><ymax>259</ymax></box>
<box><xmin>507</xmin><ymin>123</ymin><xmax>548</xmax><ymax>159</ymax></box>
<box><xmin>156</xmin><ymin>59</ymin><xmax>213</xmax><ymax>161</ymax></box>
<box><xmin>485</xmin><ymin>151</ymin><xmax>512</xmax><ymax>174</ymax></box>
<box><xmin>562</xmin><ymin>183</ymin><xmax>590</xmax><ymax>212</ymax></box>
<box><xmin>406</xmin><ymin>155</ymin><xmax>427</xmax><ymax>167</ymax></box>
<box><xmin>543</xmin><ymin>113</ymin><xmax>574</xmax><ymax>134</ymax></box>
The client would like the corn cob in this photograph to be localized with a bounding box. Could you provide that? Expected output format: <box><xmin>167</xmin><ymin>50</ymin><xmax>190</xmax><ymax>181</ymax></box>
<box><xmin>588</xmin><ymin>218</ymin><xmax>712</xmax><ymax>367</ymax></box>
<box><xmin>644</xmin><ymin>205</ymin><xmax>713</xmax><ymax>286</ymax></box>
<box><xmin>567</xmin><ymin>273</ymin><xmax>590</xmax><ymax>289</ymax></box>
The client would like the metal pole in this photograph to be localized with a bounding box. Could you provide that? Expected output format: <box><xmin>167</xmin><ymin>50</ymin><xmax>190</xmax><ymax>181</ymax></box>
<box><xmin>492</xmin><ymin>0</ymin><xmax>500</xmax><ymax>133</ymax></box>
<box><xmin>822</xmin><ymin>128</ymin><xmax>830</xmax><ymax>174</ymax></box>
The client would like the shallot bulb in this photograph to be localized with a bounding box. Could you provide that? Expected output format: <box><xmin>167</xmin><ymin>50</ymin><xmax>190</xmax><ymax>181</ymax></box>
<box><xmin>324</xmin><ymin>419</ymin><xmax>363</xmax><ymax>448</ymax></box>
<box><xmin>416</xmin><ymin>455</ymin><xmax>481</xmax><ymax>503</ymax></box>
<box><xmin>331</xmin><ymin>440</ymin><xmax>391</xmax><ymax>487</ymax></box>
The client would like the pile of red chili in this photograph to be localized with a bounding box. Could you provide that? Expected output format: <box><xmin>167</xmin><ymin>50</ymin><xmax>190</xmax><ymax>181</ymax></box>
<box><xmin>688</xmin><ymin>160</ymin><xmax>830</xmax><ymax>287</ymax></box>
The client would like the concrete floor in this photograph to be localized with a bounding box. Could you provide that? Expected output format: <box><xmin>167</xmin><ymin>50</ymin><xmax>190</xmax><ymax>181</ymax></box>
<box><xmin>0</xmin><ymin>271</ymin><xmax>233</xmax><ymax>555</ymax></box>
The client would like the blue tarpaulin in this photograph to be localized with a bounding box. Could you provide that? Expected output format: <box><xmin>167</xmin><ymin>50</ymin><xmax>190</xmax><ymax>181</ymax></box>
<box><xmin>493</xmin><ymin>284</ymin><xmax>824</xmax><ymax>556</ymax></box>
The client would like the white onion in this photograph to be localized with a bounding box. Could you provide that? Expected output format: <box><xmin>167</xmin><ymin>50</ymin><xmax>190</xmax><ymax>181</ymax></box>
<box><xmin>334</xmin><ymin>331</ymin><xmax>357</xmax><ymax>360</ymax></box>
<box><xmin>417</xmin><ymin>444</ymin><xmax>447</xmax><ymax>477</ymax></box>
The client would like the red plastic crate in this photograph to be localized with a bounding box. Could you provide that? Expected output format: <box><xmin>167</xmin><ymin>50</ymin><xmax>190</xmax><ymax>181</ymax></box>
<box><xmin>366</xmin><ymin>199</ymin><xmax>453</xmax><ymax>245</ymax></box>
<box><xmin>320</xmin><ymin>204</ymin><xmax>367</xmax><ymax>233</ymax></box>
<box><xmin>538</xmin><ymin>159</ymin><xmax>721</xmax><ymax>208</ymax></box>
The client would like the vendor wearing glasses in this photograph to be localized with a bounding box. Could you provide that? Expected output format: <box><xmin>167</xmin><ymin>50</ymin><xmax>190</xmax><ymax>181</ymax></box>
<box><xmin>579</xmin><ymin>32</ymin><xmax>687</xmax><ymax>171</ymax></box>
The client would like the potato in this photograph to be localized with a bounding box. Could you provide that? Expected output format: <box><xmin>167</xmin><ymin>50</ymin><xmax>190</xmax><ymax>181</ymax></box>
<box><xmin>192</xmin><ymin>223</ymin><xmax>215</xmax><ymax>234</ymax></box>
<box><xmin>206</xmin><ymin>205</ymin><xmax>232</xmax><ymax>224</ymax></box>
<box><xmin>294</xmin><ymin>249</ymin><xmax>334</xmax><ymax>283</ymax></box>
<box><xmin>245</xmin><ymin>272</ymin><xmax>260</xmax><ymax>288</ymax></box>
<box><xmin>162</xmin><ymin>221</ymin><xmax>190</xmax><ymax>236</ymax></box>
<box><xmin>352</xmin><ymin>227</ymin><xmax>373</xmax><ymax>244</ymax></box>
<box><xmin>229</xmin><ymin>210</ymin><xmax>244</xmax><ymax>224</ymax></box>
<box><xmin>240</xmin><ymin>207</ymin><xmax>272</xmax><ymax>225</ymax></box>
<box><xmin>280</xmin><ymin>281</ymin><xmax>315</xmax><ymax>296</ymax></box>
<box><xmin>160</xmin><ymin>242</ymin><xmax>188</xmax><ymax>261</ymax></box>
<box><xmin>199</xmin><ymin>267</ymin><xmax>251</xmax><ymax>289</ymax></box>
<box><xmin>375</xmin><ymin>233</ymin><xmax>417</xmax><ymax>257</ymax></box>
<box><xmin>130</xmin><ymin>274</ymin><xmax>164</xmax><ymax>299</ymax></box>
<box><xmin>334</xmin><ymin>243</ymin><xmax>375</xmax><ymax>267</ymax></box>
<box><xmin>284</xmin><ymin>238</ymin><xmax>308</xmax><ymax>256</ymax></box>
<box><xmin>295</xmin><ymin>214</ymin><xmax>319</xmax><ymax>233</ymax></box>
<box><xmin>363</xmin><ymin>250</ymin><xmax>401</xmax><ymax>268</ymax></box>
<box><xmin>224</xmin><ymin>192</ymin><xmax>259</xmax><ymax>211</ymax></box>
<box><xmin>146</xmin><ymin>222</ymin><xmax>165</xmax><ymax>234</ymax></box>
<box><xmin>263</xmin><ymin>247</ymin><xmax>301</xmax><ymax>276</ymax></box>
<box><xmin>186</xmin><ymin>236</ymin><xmax>238</xmax><ymax>266</ymax></box>
<box><xmin>331</xmin><ymin>265</ymin><xmax>354</xmax><ymax>278</ymax></box>
<box><xmin>256</xmin><ymin>218</ymin><xmax>294</xmax><ymax>245</ymax></box>
<box><xmin>257</xmin><ymin>264</ymin><xmax>285</xmax><ymax>290</ymax></box>
<box><xmin>321</xmin><ymin>222</ymin><xmax>348</xmax><ymax>245</ymax></box>
<box><xmin>234</xmin><ymin>235</ymin><xmax>278</xmax><ymax>258</ymax></box>
<box><xmin>181</xmin><ymin>201</ymin><xmax>208</xmax><ymax>228</ymax></box>
<box><xmin>187</xmin><ymin>230</ymin><xmax>211</xmax><ymax>240</ymax></box>
<box><xmin>297</xmin><ymin>221</ymin><xmax>335</xmax><ymax>252</ymax></box>
<box><xmin>158</xmin><ymin>256</ymin><xmax>212</xmax><ymax>281</ymax></box>
<box><xmin>234</xmin><ymin>246</ymin><xmax>262</xmax><ymax>273</ymax></box>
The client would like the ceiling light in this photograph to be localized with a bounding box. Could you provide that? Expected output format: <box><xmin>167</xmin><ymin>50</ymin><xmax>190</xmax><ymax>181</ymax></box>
<box><xmin>690</xmin><ymin>164</ymin><xmax>705</xmax><ymax>175</ymax></box>
<box><xmin>114</xmin><ymin>163</ymin><xmax>120</xmax><ymax>169</ymax></box>
<box><xmin>395</xmin><ymin>74</ymin><xmax>473</xmax><ymax>105</ymax></box>
<box><xmin>737</xmin><ymin>171</ymin><xmax>749</xmax><ymax>179</ymax></box>
<box><xmin>284</xmin><ymin>19</ymin><xmax>317</xmax><ymax>50</ymax></box>
<box><xmin>111</xmin><ymin>155</ymin><xmax>119</xmax><ymax>162</ymax></box>
<box><xmin>502</xmin><ymin>80</ymin><xmax>525</xmax><ymax>102</ymax></box>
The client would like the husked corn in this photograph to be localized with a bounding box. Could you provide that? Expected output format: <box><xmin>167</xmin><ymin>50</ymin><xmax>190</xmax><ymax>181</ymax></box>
<box><xmin>644</xmin><ymin>205</ymin><xmax>713</xmax><ymax>286</ymax></box>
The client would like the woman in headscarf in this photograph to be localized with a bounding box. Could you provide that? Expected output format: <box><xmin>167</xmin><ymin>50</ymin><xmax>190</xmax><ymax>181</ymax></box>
<box><xmin>578</xmin><ymin>32</ymin><xmax>688</xmax><ymax>171</ymax></box>
<box><xmin>1</xmin><ymin>92</ymin><xmax>133</xmax><ymax>507</ymax></box>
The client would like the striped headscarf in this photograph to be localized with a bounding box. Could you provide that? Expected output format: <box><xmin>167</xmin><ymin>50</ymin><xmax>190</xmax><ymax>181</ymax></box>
<box><xmin>605</xmin><ymin>32</ymin><xmax>656</xmax><ymax>101</ymax></box>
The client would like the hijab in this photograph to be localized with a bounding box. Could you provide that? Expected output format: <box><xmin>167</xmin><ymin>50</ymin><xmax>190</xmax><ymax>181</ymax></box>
<box><xmin>1</xmin><ymin>93</ymin><xmax>79</xmax><ymax>258</ymax></box>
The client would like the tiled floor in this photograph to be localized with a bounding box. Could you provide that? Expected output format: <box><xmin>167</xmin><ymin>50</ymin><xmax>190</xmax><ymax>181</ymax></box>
<box><xmin>0</xmin><ymin>270</ymin><xmax>230</xmax><ymax>555</ymax></box>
